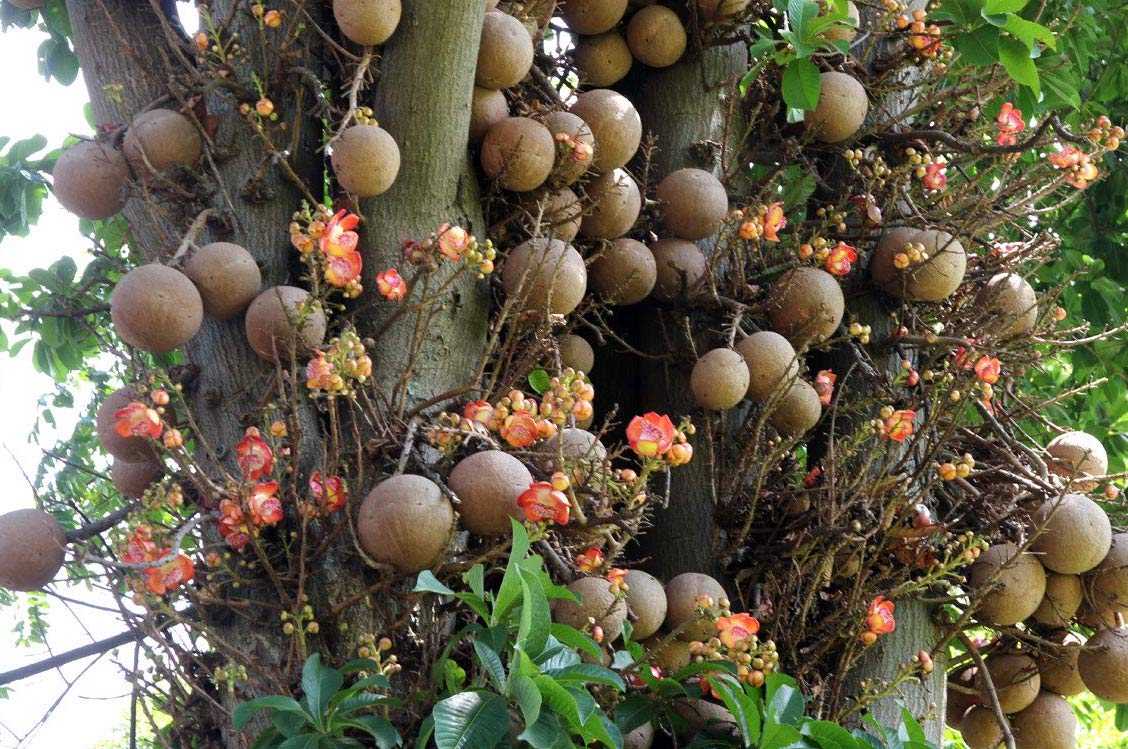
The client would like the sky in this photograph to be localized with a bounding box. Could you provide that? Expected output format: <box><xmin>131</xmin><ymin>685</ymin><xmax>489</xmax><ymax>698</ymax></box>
<box><xmin>0</xmin><ymin>7</ymin><xmax>197</xmax><ymax>747</ymax></box>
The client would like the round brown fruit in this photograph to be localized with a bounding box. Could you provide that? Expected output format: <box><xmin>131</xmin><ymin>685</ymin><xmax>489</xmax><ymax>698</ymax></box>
<box><xmin>673</xmin><ymin>699</ymin><xmax>737</xmax><ymax>737</ymax></box>
<box><xmin>691</xmin><ymin>348</ymin><xmax>750</xmax><ymax>411</ymax></box>
<box><xmin>524</xmin><ymin>186</ymin><xmax>583</xmax><ymax>242</ymax></box>
<box><xmin>1011</xmin><ymin>691</ymin><xmax>1078</xmax><ymax>749</ymax></box>
<box><xmin>244</xmin><ymin>286</ymin><xmax>327</xmax><ymax>361</ymax></box>
<box><xmin>538</xmin><ymin>428</ymin><xmax>608</xmax><ymax>484</ymax></box>
<box><xmin>476</xmin><ymin>10</ymin><xmax>535</xmax><ymax>89</ymax></box>
<box><xmin>823</xmin><ymin>1</ymin><xmax>860</xmax><ymax>42</ymax></box>
<box><xmin>665</xmin><ymin>572</ymin><xmax>728</xmax><ymax>642</ymax></box>
<box><xmin>768</xmin><ymin>379</ymin><xmax>822</xmax><ymax>436</ymax></box>
<box><xmin>53</xmin><ymin>140</ymin><xmax>130</xmax><ymax>220</ymax></box>
<box><xmin>1078</xmin><ymin>627</ymin><xmax>1128</xmax><ymax>702</ymax></box>
<box><xmin>97</xmin><ymin>388</ymin><xmax>158</xmax><ymax>462</ymax></box>
<box><xmin>123</xmin><ymin>109</ymin><xmax>201</xmax><ymax>176</ymax></box>
<box><xmin>626</xmin><ymin>5</ymin><xmax>687</xmax><ymax>68</ymax></box>
<box><xmin>555</xmin><ymin>576</ymin><xmax>627</xmax><ymax>641</ymax></box>
<box><xmin>767</xmin><ymin>267</ymin><xmax>845</xmax><ymax>345</ymax></box>
<box><xmin>333</xmin><ymin>0</ymin><xmax>400</xmax><ymax>44</ymax></box>
<box><xmin>959</xmin><ymin>706</ymin><xmax>1006</xmax><ymax>749</ymax></box>
<box><xmin>560</xmin><ymin>0</ymin><xmax>628</xmax><ymax>35</ymax></box>
<box><xmin>624</xmin><ymin>569</ymin><xmax>667</xmax><ymax>640</ymax></box>
<box><xmin>644</xmin><ymin>636</ymin><xmax>692</xmax><ymax>672</ymax></box>
<box><xmin>650</xmin><ymin>238</ymin><xmax>707</xmax><ymax>302</ymax></box>
<box><xmin>969</xmin><ymin>543</ymin><xmax>1047</xmax><ymax>625</ymax></box>
<box><xmin>470</xmin><ymin>87</ymin><xmax>509</xmax><ymax>145</ymax></box>
<box><xmin>569</xmin><ymin>89</ymin><xmax>642</xmax><ymax>172</ymax></box>
<box><xmin>580</xmin><ymin>168</ymin><xmax>641</xmax><ymax>239</ymax></box>
<box><xmin>623</xmin><ymin>722</ymin><xmax>655</xmax><ymax>749</ymax></box>
<box><xmin>1032</xmin><ymin>573</ymin><xmax>1083</xmax><ymax>628</ymax></box>
<box><xmin>357</xmin><ymin>474</ymin><xmax>453</xmax><ymax>573</ymax></box>
<box><xmin>447</xmin><ymin>450</ymin><xmax>533</xmax><ymax>535</ymax></box>
<box><xmin>805</xmin><ymin>71</ymin><xmax>868</xmax><ymax>143</ymax></box>
<box><xmin>481</xmin><ymin>117</ymin><xmax>556</xmax><ymax>192</ymax></box>
<box><xmin>697</xmin><ymin>0</ymin><xmax>750</xmax><ymax>20</ymax></box>
<box><xmin>979</xmin><ymin>272</ymin><xmax>1038</xmax><ymax>338</ymax></box>
<box><xmin>540</xmin><ymin>111</ymin><xmax>594</xmax><ymax>186</ymax></box>
<box><xmin>656</xmin><ymin>168</ymin><xmax>727</xmax><ymax>240</ymax></box>
<box><xmin>975</xmin><ymin>653</ymin><xmax>1040</xmax><ymax>713</ymax></box>
<box><xmin>894</xmin><ymin>230</ymin><xmax>967</xmax><ymax>302</ymax></box>
<box><xmin>112</xmin><ymin>458</ymin><xmax>164</xmax><ymax>500</ymax></box>
<box><xmin>870</xmin><ymin>226</ymin><xmax>922</xmax><ymax>291</ymax></box>
<box><xmin>111</xmin><ymin>264</ymin><xmax>204</xmax><ymax>354</ymax></box>
<box><xmin>946</xmin><ymin>667</ymin><xmax>979</xmax><ymax>728</ymax></box>
<box><xmin>0</xmin><ymin>509</ymin><xmax>66</xmax><ymax>592</ymax></box>
<box><xmin>182</xmin><ymin>242</ymin><xmax>262</xmax><ymax>321</ymax></box>
<box><xmin>1046</xmin><ymin>431</ymin><xmax>1108</xmax><ymax>484</ymax></box>
<box><xmin>736</xmin><ymin>331</ymin><xmax>800</xmax><ymax>401</ymax></box>
<box><xmin>574</xmin><ymin>32</ymin><xmax>633</xmax><ymax>86</ymax></box>
<box><xmin>1090</xmin><ymin>532</ymin><xmax>1128</xmax><ymax>618</ymax></box>
<box><xmin>331</xmin><ymin>124</ymin><xmax>401</xmax><ymax>197</ymax></box>
<box><xmin>559</xmin><ymin>333</ymin><xmax>595</xmax><ymax>373</ymax></box>
<box><xmin>1030</xmin><ymin>493</ymin><xmax>1111</xmax><ymax>574</ymax></box>
<box><xmin>1037</xmin><ymin>630</ymin><xmax>1087</xmax><ymax>697</ymax></box>
<box><xmin>501</xmin><ymin>238</ymin><xmax>587</xmax><ymax>315</ymax></box>
<box><xmin>591</xmin><ymin>237</ymin><xmax>657</xmax><ymax>305</ymax></box>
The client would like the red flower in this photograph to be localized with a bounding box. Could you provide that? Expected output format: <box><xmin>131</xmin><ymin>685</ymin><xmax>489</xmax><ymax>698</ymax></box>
<box><xmin>306</xmin><ymin>351</ymin><xmax>335</xmax><ymax>390</ymax></box>
<box><xmin>500</xmin><ymin>412</ymin><xmax>538</xmax><ymax>448</ymax></box>
<box><xmin>716</xmin><ymin>613</ymin><xmax>760</xmax><ymax>649</ymax></box>
<box><xmin>320</xmin><ymin>209</ymin><xmax>360</xmax><ymax>257</ymax></box>
<box><xmin>218</xmin><ymin>498</ymin><xmax>251</xmax><ymax>550</ymax></box>
<box><xmin>1048</xmin><ymin>146</ymin><xmax>1083</xmax><ymax>169</ymax></box>
<box><xmin>607</xmin><ymin>568</ymin><xmax>627</xmax><ymax>588</ymax></box>
<box><xmin>825</xmin><ymin>242</ymin><xmax>857</xmax><ymax>276</ymax></box>
<box><xmin>626</xmin><ymin>412</ymin><xmax>676</xmax><ymax>458</ymax></box>
<box><xmin>121</xmin><ymin>526</ymin><xmax>159</xmax><ymax>564</ymax></box>
<box><xmin>814</xmin><ymin>370</ymin><xmax>836</xmax><ymax>407</ymax></box>
<box><xmin>575</xmin><ymin>546</ymin><xmax>604</xmax><ymax>572</ymax></box>
<box><xmin>235</xmin><ymin>427</ymin><xmax>274</xmax><ymax>480</ymax></box>
<box><xmin>974</xmin><ymin>355</ymin><xmax>1001</xmax><ymax>384</ymax></box>
<box><xmin>922</xmin><ymin>162</ymin><xmax>947</xmax><ymax>190</ymax></box>
<box><xmin>882</xmin><ymin>410</ymin><xmax>915</xmax><ymax>442</ymax></box>
<box><xmin>376</xmin><ymin>268</ymin><xmax>407</xmax><ymax>300</ymax></box>
<box><xmin>437</xmin><ymin>223</ymin><xmax>471</xmax><ymax>261</ymax></box>
<box><xmin>325</xmin><ymin>250</ymin><xmax>363</xmax><ymax>287</ymax></box>
<box><xmin>763</xmin><ymin>202</ymin><xmax>786</xmax><ymax>242</ymax></box>
<box><xmin>865</xmin><ymin>596</ymin><xmax>896</xmax><ymax>635</ymax></box>
<box><xmin>114</xmin><ymin>402</ymin><xmax>162</xmax><ymax>440</ymax></box>
<box><xmin>803</xmin><ymin>466</ymin><xmax>822</xmax><ymax>487</ymax></box>
<box><xmin>310</xmin><ymin>471</ymin><xmax>348</xmax><ymax>513</ymax></box>
<box><xmin>248</xmin><ymin>481</ymin><xmax>283</xmax><ymax>525</ymax></box>
<box><xmin>145</xmin><ymin>552</ymin><xmax>195</xmax><ymax>596</ymax></box>
<box><xmin>516</xmin><ymin>481</ymin><xmax>570</xmax><ymax>525</ymax></box>
<box><xmin>995</xmin><ymin>103</ymin><xmax>1025</xmax><ymax>146</ymax></box>
<box><xmin>463</xmin><ymin>400</ymin><xmax>494</xmax><ymax>426</ymax></box>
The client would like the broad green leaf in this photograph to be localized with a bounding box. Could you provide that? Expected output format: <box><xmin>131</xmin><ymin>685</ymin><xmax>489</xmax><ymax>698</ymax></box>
<box><xmin>516</xmin><ymin>558</ymin><xmax>551</xmax><ymax>658</ymax></box>
<box><xmin>548</xmin><ymin>623</ymin><xmax>602</xmax><ymax>660</ymax></box>
<box><xmin>1040</xmin><ymin>68</ymin><xmax>1081</xmax><ymax>109</ymax></box>
<box><xmin>984</xmin><ymin>0</ymin><xmax>1027</xmax><ymax>12</ymax></box>
<box><xmin>341</xmin><ymin>716</ymin><xmax>401</xmax><ymax>749</ymax></box>
<box><xmin>759</xmin><ymin>722</ymin><xmax>804</xmax><ymax>749</ymax></box>
<box><xmin>472</xmin><ymin>639</ymin><xmax>507</xmax><ymax>692</ymax></box>
<box><xmin>613</xmin><ymin>695</ymin><xmax>658</xmax><ymax>734</ymax></box>
<box><xmin>492</xmin><ymin>519</ymin><xmax>531</xmax><ymax>624</ymax></box>
<box><xmin>509</xmin><ymin>673</ymin><xmax>542</xmax><ymax>728</ymax></box>
<box><xmin>301</xmin><ymin>654</ymin><xmax>343</xmax><ymax>727</ymax></box>
<box><xmin>432</xmin><ymin>692</ymin><xmax>509</xmax><ymax>749</ymax></box>
<box><xmin>528</xmin><ymin>369</ymin><xmax>551</xmax><ymax>394</ymax></box>
<box><xmin>704</xmin><ymin>674</ymin><xmax>762</xmax><ymax>747</ymax></box>
<box><xmin>781</xmin><ymin>59</ymin><xmax>821</xmax><ymax>111</ymax></box>
<box><xmin>930</xmin><ymin>0</ymin><xmax>986</xmax><ymax>25</ymax></box>
<box><xmin>955</xmin><ymin>26</ymin><xmax>1001</xmax><ymax>65</ymax></box>
<box><xmin>233</xmin><ymin>695</ymin><xmax>309</xmax><ymax>731</ymax></box>
<box><xmin>583</xmin><ymin>712</ymin><xmax>623</xmax><ymax>749</ymax></box>
<box><xmin>544</xmin><ymin>663</ymin><xmax>625</xmax><ymax>690</ymax></box>
<box><xmin>414</xmin><ymin>570</ymin><xmax>455</xmax><ymax>595</ymax></box>
<box><xmin>534</xmin><ymin>675</ymin><xmax>582</xmax><ymax>729</ymax></box>
<box><xmin>415</xmin><ymin>715</ymin><xmax>435</xmax><ymax>749</ymax></box>
<box><xmin>517</xmin><ymin>709</ymin><xmax>562</xmax><ymax>749</ymax></box>
<box><xmin>276</xmin><ymin>735</ymin><xmax>319</xmax><ymax>749</ymax></box>
<box><xmin>464</xmin><ymin>564</ymin><xmax>485</xmax><ymax>600</ymax></box>
<box><xmin>1117</xmin><ymin>703</ymin><xmax>1128</xmax><ymax>732</ymax></box>
<box><xmin>802</xmin><ymin>720</ymin><xmax>861</xmax><ymax>749</ymax></box>
<box><xmin>999</xmin><ymin>36</ymin><xmax>1040</xmax><ymax>94</ymax></box>
<box><xmin>896</xmin><ymin>706</ymin><xmax>927</xmax><ymax>743</ymax></box>
<box><xmin>1005</xmin><ymin>14</ymin><xmax>1055</xmax><ymax>50</ymax></box>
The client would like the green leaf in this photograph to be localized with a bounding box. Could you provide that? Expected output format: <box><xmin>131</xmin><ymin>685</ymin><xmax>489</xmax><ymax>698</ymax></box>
<box><xmin>1004</xmin><ymin>14</ymin><xmax>1055</xmax><ymax>50</ymax></box>
<box><xmin>802</xmin><ymin>720</ymin><xmax>862</xmax><ymax>749</ymax></box>
<box><xmin>492</xmin><ymin>520</ymin><xmax>530</xmax><ymax>625</ymax></box>
<box><xmin>583</xmin><ymin>712</ymin><xmax>623</xmax><ymax>749</ymax></box>
<box><xmin>534</xmin><ymin>676</ymin><xmax>582</xmax><ymax>730</ymax></box>
<box><xmin>759</xmin><ymin>722</ymin><xmax>804</xmax><ymax>749</ymax></box>
<box><xmin>613</xmin><ymin>695</ymin><xmax>658</xmax><ymax>734</ymax></box>
<box><xmin>432</xmin><ymin>692</ymin><xmax>509</xmax><ymax>749</ymax></box>
<box><xmin>782</xmin><ymin>59</ymin><xmax>821</xmax><ymax>111</ymax></box>
<box><xmin>548</xmin><ymin>623</ymin><xmax>602</xmax><ymax>660</ymax></box>
<box><xmin>955</xmin><ymin>25</ymin><xmax>1001</xmax><ymax>65</ymax></box>
<box><xmin>517</xmin><ymin>709</ymin><xmax>562</xmax><ymax>749</ymax></box>
<box><xmin>277</xmin><ymin>735</ymin><xmax>319</xmax><ymax>749</ymax></box>
<box><xmin>340</xmin><ymin>716</ymin><xmax>401</xmax><ymax>749</ymax></box>
<box><xmin>464</xmin><ymin>564</ymin><xmax>486</xmax><ymax>600</ymax></box>
<box><xmin>301</xmin><ymin>654</ymin><xmax>343</xmax><ymax>727</ymax></box>
<box><xmin>897</xmin><ymin>707</ymin><xmax>927</xmax><ymax>743</ymax></box>
<box><xmin>7</xmin><ymin>135</ymin><xmax>47</xmax><ymax>164</ymax></box>
<box><xmin>1116</xmin><ymin>703</ymin><xmax>1128</xmax><ymax>732</ymax></box>
<box><xmin>444</xmin><ymin>659</ymin><xmax>468</xmax><ymax>693</ymax></box>
<box><xmin>472</xmin><ymin>639</ymin><xmax>507</xmax><ymax>692</ymax></box>
<box><xmin>516</xmin><ymin>559</ymin><xmax>551</xmax><ymax>658</ymax></box>
<box><xmin>232</xmin><ymin>696</ymin><xmax>309</xmax><ymax>731</ymax></box>
<box><xmin>999</xmin><ymin>35</ymin><xmax>1040</xmax><ymax>94</ymax></box>
<box><xmin>544</xmin><ymin>663</ymin><xmax>625</xmax><ymax>690</ymax></box>
<box><xmin>414</xmin><ymin>570</ymin><xmax>455</xmax><ymax>595</ymax></box>
<box><xmin>704</xmin><ymin>674</ymin><xmax>762</xmax><ymax>747</ymax></box>
<box><xmin>415</xmin><ymin>715</ymin><xmax>435</xmax><ymax>749</ymax></box>
<box><xmin>1040</xmin><ymin>68</ymin><xmax>1081</xmax><ymax>109</ymax></box>
<box><xmin>509</xmin><ymin>673</ymin><xmax>543</xmax><ymax>729</ymax></box>
<box><xmin>930</xmin><ymin>0</ymin><xmax>985</xmax><ymax>26</ymax></box>
<box><xmin>983</xmin><ymin>0</ymin><xmax>1027</xmax><ymax>12</ymax></box>
<box><xmin>528</xmin><ymin>369</ymin><xmax>551</xmax><ymax>394</ymax></box>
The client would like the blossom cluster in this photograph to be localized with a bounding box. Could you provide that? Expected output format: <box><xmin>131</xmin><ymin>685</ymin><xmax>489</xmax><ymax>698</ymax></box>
<box><xmin>689</xmin><ymin>601</ymin><xmax>780</xmax><ymax>691</ymax></box>
<box><xmin>291</xmin><ymin>206</ymin><xmax>365</xmax><ymax>297</ymax></box>
<box><xmin>736</xmin><ymin>202</ymin><xmax>786</xmax><ymax>242</ymax></box>
<box><xmin>305</xmin><ymin>330</ymin><xmax>373</xmax><ymax>398</ymax></box>
<box><xmin>625</xmin><ymin>412</ymin><xmax>694</xmax><ymax>466</ymax></box>
<box><xmin>860</xmin><ymin>595</ymin><xmax>896</xmax><ymax>645</ymax></box>
<box><xmin>120</xmin><ymin>525</ymin><xmax>196</xmax><ymax>597</ymax></box>
<box><xmin>402</xmin><ymin>222</ymin><xmax>496</xmax><ymax>279</ymax></box>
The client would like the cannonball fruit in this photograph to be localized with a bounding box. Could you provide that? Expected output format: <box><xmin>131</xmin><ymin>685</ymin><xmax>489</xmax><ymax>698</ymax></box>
<box><xmin>768</xmin><ymin>267</ymin><xmax>845</xmax><ymax>345</ymax></box>
<box><xmin>823</xmin><ymin>1</ymin><xmax>860</xmax><ymax>42</ymax></box>
<box><xmin>245</xmin><ymin>286</ymin><xmax>327</xmax><ymax>361</ymax></box>
<box><xmin>470</xmin><ymin>87</ymin><xmax>509</xmax><ymax>145</ymax></box>
<box><xmin>559</xmin><ymin>333</ymin><xmax>595</xmax><ymax>373</ymax></box>
<box><xmin>674</xmin><ymin>699</ymin><xmax>737</xmax><ymax>737</ymax></box>
<box><xmin>768</xmin><ymin>380</ymin><xmax>822</xmax><ymax>436</ymax></box>
<box><xmin>540</xmin><ymin>111</ymin><xmax>594</xmax><ymax>186</ymax></box>
<box><xmin>555</xmin><ymin>576</ymin><xmax>627</xmax><ymax>641</ymax></box>
<box><xmin>332</xmin><ymin>0</ymin><xmax>401</xmax><ymax>45</ymax></box>
<box><xmin>1090</xmin><ymin>533</ymin><xmax>1128</xmax><ymax>617</ymax></box>
<box><xmin>650</xmin><ymin>238</ymin><xmax>707</xmax><ymax>302</ymax></box>
<box><xmin>691</xmin><ymin>348</ymin><xmax>750</xmax><ymax>411</ymax></box>
<box><xmin>1030</xmin><ymin>493</ymin><xmax>1111</xmax><ymax>574</ymax></box>
<box><xmin>357</xmin><ymin>475</ymin><xmax>453</xmax><ymax>573</ymax></box>
<box><xmin>737</xmin><ymin>331</ymin><xmax>800</xmax><ymax>401</ymax></box>
<box><xmin>656</xmin><ymin>168</ymin><xmax>728</xmax><ymax>240</ymax></box>
<box><xmin>591</xmin><ymin>238</ymin><xmax>657</xmax><ymax>305</ymax></box>
<box><xmin>569</xmin><ymin>89</ymin><xmax>642</xmax><ymax>172</ymax></box>
<box><xmin>980</xmin><ymin>272</ymin><xmax>1038</xmax><ymax>338</ymax></box>
<box><xmin>805</xmin><ymin>71</ymin><xmax>868</xmax><ymax>143</ymax></box>
<box><xmin>501</xmin><ymin>238</ymin><xmax>587</xmax><ymax>315</ymax></box>
<box><xmin>560</xmin><ymin>0</ymin><xmax>628</xmax><ymax>35</ymax></box>
<box><xmin>870</xmin><ymin>226</ymin><xmax>920</xmax><ymax>291</ymax></box>
<box><xmin>123</xmin><ymin>109</ymin><xmax>201</xmax><ymax>176</ymax></box>
<box><xmin>1031</xmin><ymin>573</ymin><xmax>1083</xmax><ymax>628</ymax></box>
<box><xmin>946</xmin><ymin>667</ymin><xmax>979</xmax><ymax>728</ymax></box>
<box><xmin>959</xmin><ymin>706</ymin><xmax>1006</xmax><ymax>749</ymax></box>
<box><xmin>476</xmin><ymin>10</ymin><xmax>535</xmax><ymax>90</ymax></box>
<box><xmin>447</xmin><ymin>450</ymin><xmax>533</xmax><ymax>535</ymax></box>
<box><xmin>624</xmin><ymin>569</ymin><xmax>667</xmax><ymax>640</ymax></box>
<box><xmin>1046</xmin><ymin>431</ymin><xmax>1108</xmax><ymax>483</ymax></box>
<box><xmin>975</xmin><ymin>653</ymin><xmax>1040</xmax><ymax>713</ymax></box>
<box><xmin>481</xmin><ymin>117</ymin><xmax>556</xmax><ymax>192</ymax></box>
<box><xmin>626</xmin><ymin>5</ymin><xmax>687</xmax><ymax>68</ymax></box>
<box><xmin>538</xmin><ymin>428</ymin><xmax>608</xmax><ymax>482</ymax></box>
<box><xmin>112</xmin><ymin>458</ymin><xmax>164</xmax><ymax>500</ymax></box>
<box><xmin>969</xmin><ymin>543</ymin><xmax>1047</xmax><ymax>625</ymax></box>
<box><xmin>573</xmin><ymin>32</ymin><xmax>633</xmax><ymax>87</ymax></box>
<box><xmin>1037</xmin><ymin>631</ymin><xmax>1086</xmax><ymax>697</ymax></box>
<box><xmin>331</xmin><ymin>124</ymin><xmax>401</xmax><ymax>197</ymax></box>
<box><xmin>0</xmin><ymin>509</ymin><xmax>66</xmax><ymax>591</ymax></box>
<box><xmin>182</xmin><ymin>242</ymin><xmax>262</xmax><ymax>321</ymax></box>
<box><xmin>530</xmin><ymin>186</ymin><xmax>583</xmax><ymax>242</ymax></box>
<box><xmin>697</xmin><ymin>0</ymin><xmax>750</xmax><ymax>20</ymax></box>
<box><xmin>664</xmin><ymin>572</ymin><xmax>727</xmax><ymax>642</ymax></box>
<box><xmin>580</xmin><ymin>168</ymin><xmax>641</xmax><ymax>240</ymax></box>
<box><xmin>53</xmin><ymin>140</ymin><xmax>130</xmax><ymax>220</ymax></box>
<box><xmin>1078</xmin><ymin>627</ymin><xmax>1128</xmax><ymax>702</ymax></box>
<box><xmin>902</xmin><ymin>230</ymin><xmax>968</xmax><ymax>302</ymax></box>
<box><xmin>97</xmin><ymin>388</ymin><xmax>158</xmax><ymax>462</ymax></box>
<box><xmin>623</xmin><ymin>722</ymin><xmax>655</xmax><ymax>749</ymax></box>
<box><xmin>111</xmin><ymin>264</ymin><xmax>204</xmax><ymax>354</ymax></box>
<box><xmin>645</xmin><ymin>637</ymin><xmax>692</xmax><ymax>672</ymax></box>
<box><xmin>1010</xmin><ymin>691</ymin><xmax>1078</xmax><ymax>749</ymax></box>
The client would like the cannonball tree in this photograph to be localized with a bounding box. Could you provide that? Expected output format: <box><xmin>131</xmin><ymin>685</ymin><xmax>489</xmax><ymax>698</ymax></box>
<box><xmin>0</xmin><ymin>0</ymin><xmax>1127</xmax><ymax>748</ymax></box>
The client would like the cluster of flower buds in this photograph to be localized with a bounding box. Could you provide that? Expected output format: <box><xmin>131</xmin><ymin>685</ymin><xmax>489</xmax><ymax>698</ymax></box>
<box><xmin>213</xmin><ymin>663</ymin><xmax>250</xmax><ymax>694</ymax></box>
<box><xmin>305</xmin><ymin>330</ymin><xmax>373</xmax><ymax>398</ymax></box>
<box><xmin>403</xmin><ymin>222</ymin><xmax>496</xmax><ymax>278</ymax></box>
<box><xmin>1047</xmin><ymin>145</ymin><xmax>1101</xmax><ymax>190</ymax></box>
<box><xmin>874</xmin><ymin>406</ymin><xmax>915</xmax><ymax>442</ymax></box>
<box><xmin>895</xmin><ymin>8</ymin><xmax>944</xmax><ymax>59</ymax></box>
<box><xmin>114</xmin><ymin>387</ymin><xmax>187</xmax><ymax>457</ymax></box>
<box><xmin>249</xmin><ymin>3</ymin><xmax>283</xmax><ymax>27</ymax></box>
<box><xmin>355</xmin><ymin>633</ymin><xmax>402</xmax><ymax>677</ymax></box>
<box><xmin>281</xmin><ymin>600</ymin><xmax>320</xmax><ymax>635</ymax></box>
<box><xmin>1087</xmin><ymin>115</ymin><xmax>1124</xmax><ymax>151</ymax></box>
<box><xmin>554</xmin><ymin>131</ymin><xmax>594</xmax><ymax>166</ymax></box>
<box><xmin>897</xmin><ymin>358</ymin><xmax>921</xmax><ymax>388</ymax></box>
<box><xmin>353</xmin><ymin>106</ymin><xmax>378</xmax><ymax>127</ymax></box>
<box><xmin>937</xmin><ymin>453</ymin><xmax>975</xmax><ymax>482</ymax></box>
<box><xmin>625</xmin><ymin>412</ymin><xmax>694</xmax><ymax>467</ymax></box>
<box><xmin>735</xmin><ymin>202</ymin><xmax>786</xmax><ymax>242</ymax></box>
<box><xmin>429</xmin><ymin>386</ymin><xmax>569</xmax><ymax>453</ymax></box>
<box><xmin>291</xmin><ymin>204</ymin><xmax>365</xmax><ymax>296</ymax></box>
<box><xmin>848</xmin><ymin>321</ymin><xmax>873</xmax><ymax>345</ymax></box>
<box><xmin>860</xmin><ymin>596</ymin><xmax>896</xmax><ymax>645</ymax></box>
<box><xmin>844</xmin><ymin>148</ymin><xmax>894</xmax><ymax>185</ymax></box>
<box><xmin>692</xmin><ymin>607</ymin><xmax>779</xmax><ymax>689</ymax></box>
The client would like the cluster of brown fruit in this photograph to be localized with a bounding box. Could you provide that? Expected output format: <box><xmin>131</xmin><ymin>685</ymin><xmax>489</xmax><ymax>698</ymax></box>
<box><xmin>947</xmin><ymin>432</ymin><xmax>1125</xmax><ymax>749</ymax></box>
<box><xmin>567</xmin><ymin>0</ymin><xmax>699</xmax><ymax>85</ymax></box>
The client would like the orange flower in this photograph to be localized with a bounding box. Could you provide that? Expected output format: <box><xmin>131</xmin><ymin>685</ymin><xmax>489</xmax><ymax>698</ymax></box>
<box><xmin>814</xmin><ymin>370</ymin><xmax>836</xmax><ymax>406</ymax></box>
<box><xmin>114</xmin><ymin>402</ymin><xmax>162</xmax><ymax>440</ymax></box>
<box><xmin>150</xmin><ymin>389</ymin><xmax>170</xmax><ymax>406</ymax></box>
<box><xmin>320</xmin><ymin>209</ymin><xmax>360</xmax><ymax>257</ymax></box>
<box><xmin>825</xmin><ymin>242</ymin><xmax>857</xmax><ymax>276</ymax></box>
<box><xmin>121</xmin><ymin>526</ymin><xmax>159</xmax><ymax>564</ymax></box>
<box><xmin>144</xmin><ymin>552</ymin><xmax>195</xmax><ymax>596</ymax></box>
<box><xmin>974</xmin><ymin>355</ymin><xmax>1001</xmax><ymax>384</ymax></box>
<box><xmin>235</xmin><ymin>427</ymin><xmax>274</xmax><ymax>480</ymax></box>
<box><xmin>218</xmin><ymin>498</ymin><xmax>251</xmax><ymax>550</ymax></box>
<box><xmin>306</xmin><ymin>351</ymin><xmax>335</xmax><ymax>390</ymax></box>
<box><xmin>325</xmin><ymin>250</ymin><xmax>363</xmax><ymax>287</ymax></box>
<box><xmin>310</xmin><ymin>471</ymin><xmax>347</xmax><ymax>513</ymax></box>
<box><xmin>516</xmin><ymin>482</ymin><xmax>570</xmax><ymax>525</ymax></box>
<box><xmin>922</xmin><ymin>162</ymin><xmax>947</xmax><ymax>190</ymax></box>
<box><xmin>762</xmin><ymin>202</ymin><xmax>786</xmax><ymax>242</ymax></box>
<box><xmin>865</xmin><ymin>596</ymin><xmax>896</xmax><ymax>635</ymax></box>
<box><xmin>607</xmin><ymin>568</ymin><xmax>627</xmax><ymax>588</ymax></box>
<box><xmin>376</xmin><ymin>268</ymin><xmax>407</xmax><ymax>300</ymax></box>
<box><xmin>882</xmin><ymin>409</ymin><xmax>915</xmax><ymax>442</ymax></box>
<box><xmin>995</xmin><ymin>103</ymin><xmax>1025</xmax><ymax>147</ymax></box>
<box><xmin>437</xmin><ymin>223</ymin><xmax>471</xmax><ymax>261</ymax></box>
<box><xmin>248</xmin><ymin>481</ymin><xmax>283</xmax><ymax>525</ymax></box>
<box><xmin>716</xmin><ymin>613</ymin><xmax>760</xmax><ymax>649</ymax></box>
<box><xmin>500</xmin><ymin>412</ymin><xmax>538</xmax><ymax>448</ymax></box>
<box><xmin>463</xmin><ymin>400</ymin><xmax>494</xmax><ymax>427</ymax></box>
<box><xmin>1048</xmin><ymin>146</ymin><xmax>1083</xmax><ymax>169</ymax></box>
<box><xmin>626</xmin><ymin>412</ymin><xmax>676</xmax><ymax>458</ymax></box>
<box><xmin>162</xmin><ymin>428</ymin><xmax>184</xmax><ymax>449</ymax></box>
<box><xmin>575</xmin><ymin>546</ymin><xmax>604</xmax><ymax>572</ymax></box>
<box><xmin>666</xmin><ymin>442</ymin><xmax>693</xmax><ymax>466</ymax></box>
